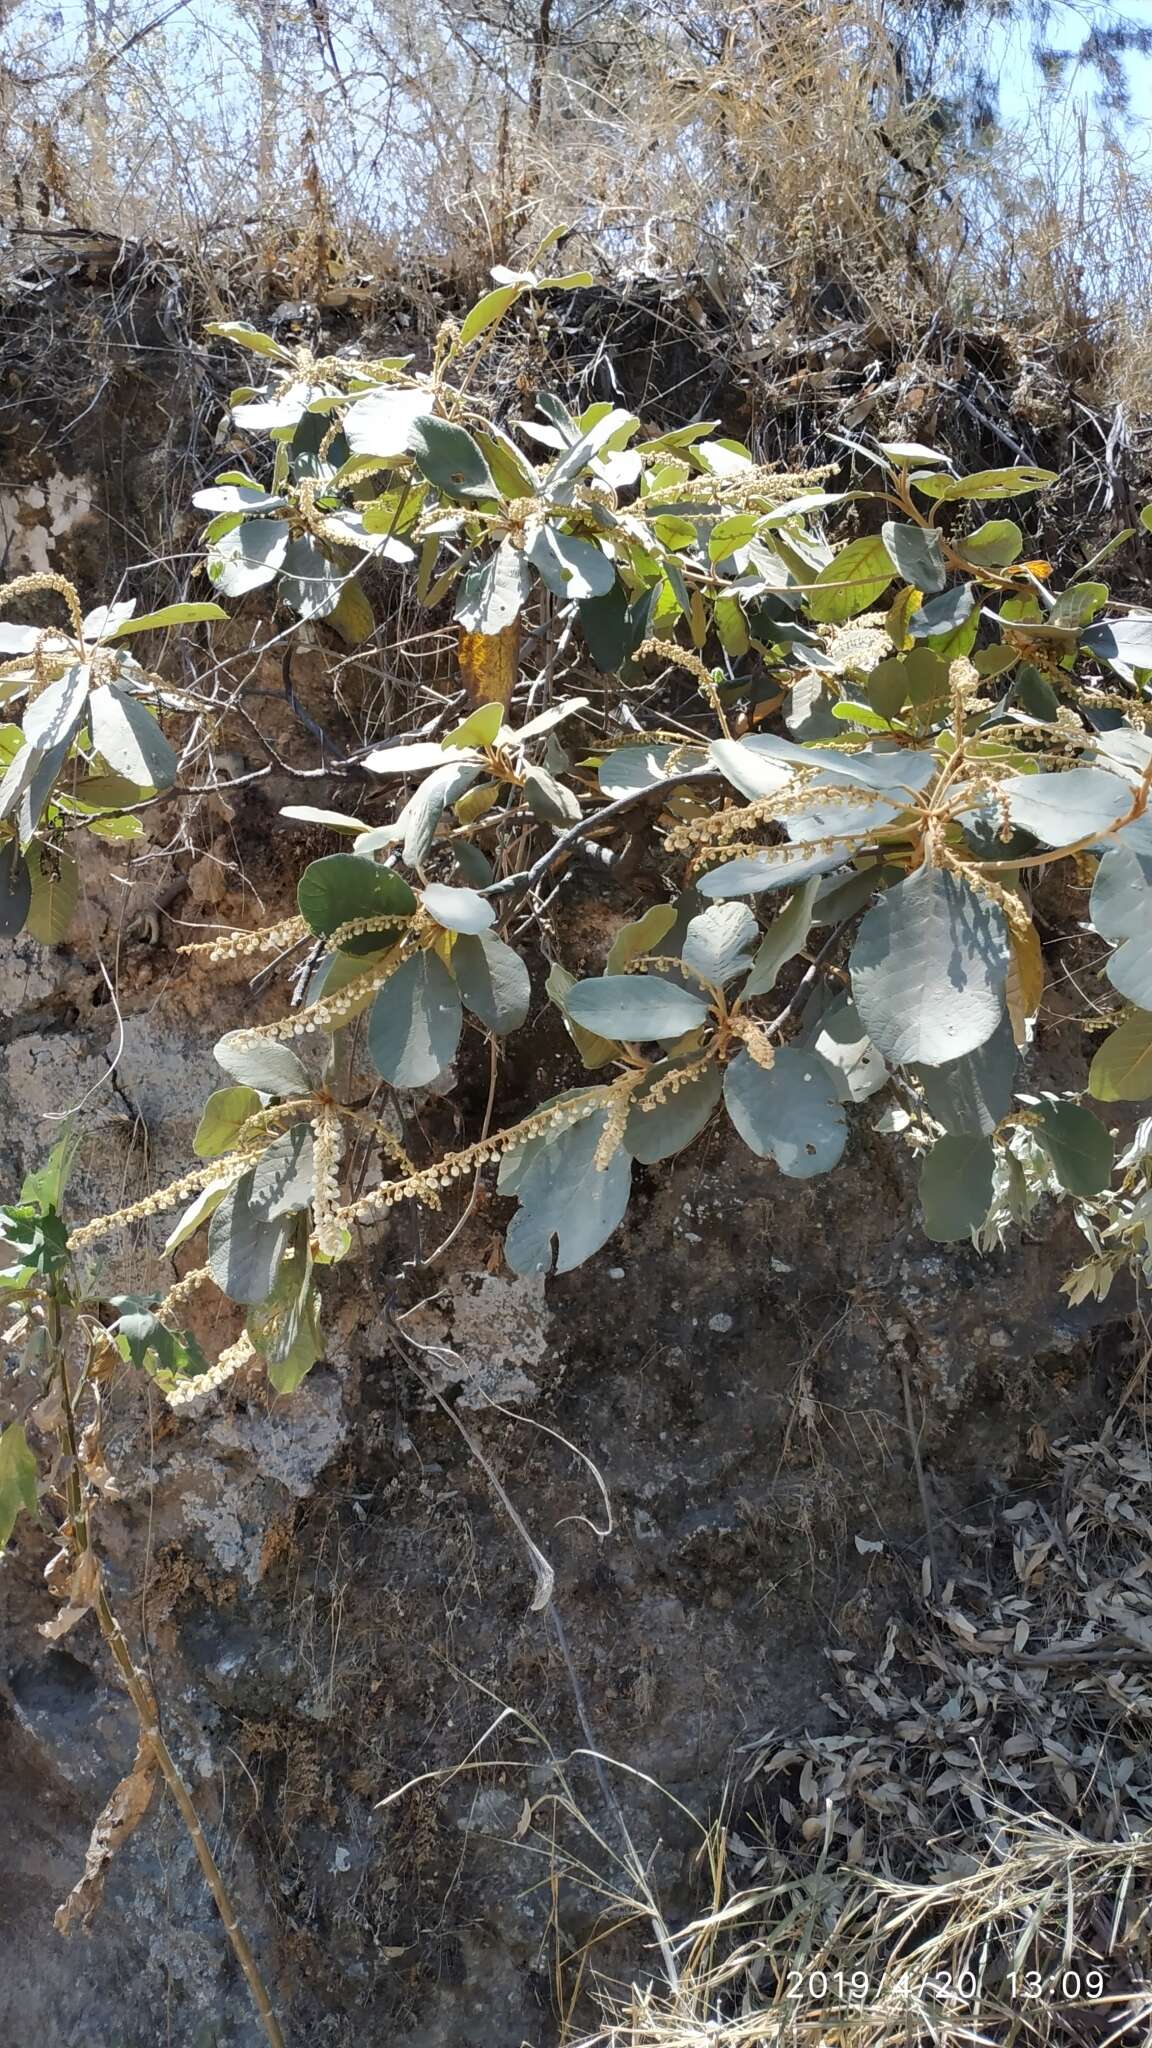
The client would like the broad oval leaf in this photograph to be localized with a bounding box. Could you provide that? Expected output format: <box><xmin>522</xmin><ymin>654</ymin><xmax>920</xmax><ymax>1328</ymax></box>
<box><xmin>453</xmin><ymin>930</ymin><xmax>530</xmax><ymax>1033</ymax></box>
<box><xmin>24</xmin><ymin>663</ymin><xmax>89</xmax><ymax>753</ymax></box>
<box><xmin>914</xmin><ymin>1013</ymin><xmax>1017</xmax><ymax>1135</ymax></box>
<box><xmin>1002</xmin><ymin>766</ymin><xmax>1131</xmax><ymax>846</ymax></box>
<box><xmin>298</xmin><ymin>853</ymin><xmax>415</xmax><ymax>953</ymax></box>
<box><xmin>806</xmin><ymin>535</ymin><xmax>894</xmax><ymax>626</ymax></box>
<box><xmin>214</xmin><ymin>1032</ymin><xmax>310</xmax><ymax>1097</ymax></box>
<box><xmin>89</xmin><ymin>684</ymin><xmax>177</xmax><ymax>789</ymax></box>
<box><xmin>919</xmin><ymin>1134</ymin><xmax>996</xmax><ymax>1242</ymax></box>
<box><xmin>503</xmin><ymin>1106</ymin><xmax>632</xmax><ymax>1275</ymax></box>
<box><xmin>421</xmin><ymin>882</ymin><xmax>495</xmax><ymax>933</ymax></box>
<box><xmin>563</xmin><ymin>974</ymin><xmax>712</xmax><ymax>1042</ymax></box>
<box><xmin>367</xmin><ymin>948</ymin><xmax>462</xmax><ymax>1085</ymax></box>
<box><xmin>396</xmin><ymin>761</ymin><xmax>483</xmax><ymax>869</ymax></box>
<box><xmin>249</xmin><ymin>1125</ymin><xmax>315</xmax><ymax>1219</ymax></box>
<box><xmin>456</xmin><ymin>538</ymin><xmax>531</xmax><ymax>634</ymax></box>
<box><xmin>812</xmin><ymin>994</ymin><xmax>888</xmax><ymax>1102</ymax></box>
<box><xmin>193</xmin><ymin>1084</ymin><xmax>261</xmax><ymax>1159</ymax></box>
<box><xmin>624</xmin><ymin>1056</ymin><xmax>723</xmax><ymax>1162</ymax></box>
<box><xmin>278</xmin><ymin>535</ymin><xmax>343</xmax><ymax>620</ymax></box>
<box><xmin>208</xmin><ymin>1172</ymin><xmax>291</xmax><ymax>1304</ymax></box>
<box><xmin>598</xmin><ymin>742</ymin><xmax>706</xmax><ymax>798</ymax></box>
<box><xmin>362</xmin><ymin>740</ymin><xmax>467</xmax><ymax>776</ymax></box>
<box><xmin>1089</xmin><ymin>1009</ymin><xmax>1152</xmax><ymax>1101</ymax></box>
<box><xmin>1090</xmin><ymin>844</ymin><xmax>1152</xmax><ymax>1008</ymax></box>
<box><xmin>699</xmin><ymin>846</ymin><xmax>848</xmax><ymax>899</ymax></box>
<box><xmin>881</xmin><ymin>520</ymin><xmax>946</xmax><ymax>593</ymax></box>
<box><xmin>207</xmin><ymin>518</ymin><xmax>291</xmax><ymax>595</ymax></box>
<box><xmin>523</xmin><ymin>763</ymin><xmax>581</xmax><ymax>826</ymax></box>
<box><xmin>527</xmin><ymin>525</ymin><xmax>615</xmax><ymax>601</ymax></box>
<box><xmin>681</xmin><ymin>903</ymin><xmax>757</xmax><ymax>986</ymax></box>
<box><xmin>342</xmin><ymin>385</ymin><xmax>430</xmax><ymax>458</ymax></box>
<box><xmin>709</xmin><ymin>737</ymin><xmax>794</xmax><ymax>801</ymax></box>
<box><xmin>1081</xmin><ymin>614</ymin><xmax>1152</xmax><ymax>669</ymax></box>
<box><xmin>407</xmin><ymin>415</ymin><xmax>498</xmax><ymax>500</ymax></box>
<box><xmin>1032</xmin><ymin>1096</ymin><xmax>1112</xmax><ymax>1196</ymax></box>
<box><xmin>722</xmin><ymin>1045</ymin><xmax>847</xmax><ymax>1177</ymax></box>
<box><xmin>850</xmin><ymin>866</ymin><xmax>1010</xmax><ymax>1067</ymax></box>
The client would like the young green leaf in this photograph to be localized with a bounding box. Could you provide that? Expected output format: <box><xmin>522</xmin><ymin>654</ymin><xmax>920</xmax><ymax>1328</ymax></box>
<box><xmin>0</xmin><ymin>1423</ymin><xmax>38</xmax><ymax>1549</ymax></box>
<box><xmin>1089</xmin><ymin>1009</ymin><xmax>1152</xmax><ymax>1101</ymax></box>
<box><xmin>194</xmin><ymin>1085</ymin><xmax>262</xmax><ymax>1159</ymax></box>
<box><xmin>806</xmin><ymin>535</ymin><xmax>894</xmax><ymax>625</ymax></box>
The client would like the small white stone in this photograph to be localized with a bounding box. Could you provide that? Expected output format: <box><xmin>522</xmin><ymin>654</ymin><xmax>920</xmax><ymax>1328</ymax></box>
<box><xmin>708</xmin><ymin>1312</ymin><xmax>734</xmax><ymax>1334</ymax></box>
<box><xmin>332</xmin><ymin>1846</ymin><xmax>351</xmax><ymax>1873</ymax></box>
<box><xmin>608</xmin><ymin>1266</ymin><xmax>625</xmax><ymax>1279</ymax></box>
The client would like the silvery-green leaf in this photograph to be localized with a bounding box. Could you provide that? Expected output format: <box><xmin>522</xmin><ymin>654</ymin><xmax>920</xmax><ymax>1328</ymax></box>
<box><xmin>543</xmin><ymin>409</ymin><xmax>635</xmax><ymax>502</ymax></box>
<box><xmin>504</xmin><ymin>1107</ymin><xmax>632</xmax><ymax>1275</ymax></box>
<box><xmin>453</xmin><ymin>930</ymin><xmax>530</xmax><ymax>1033</ymax></box>
<box><xmin>527</xmin><ymin>525</ymin><xmax>615</xmax><ymax>600</ymax></box>
<box><xmin>397</xmin><ymin>761</ymin><xmax>482</xmax><ymax>868</ymax></box>
<box><xmin>881</xmin><ymin>520</ymin><xmax>946</xmax><ymax>593</ymax></box>
<box><xmin>598</xmin><ymin>742</ymin><xmax>705</xmax><ymax>798</ymax></box>
<box><xmin>278</xmin><ymin>535</ymin><xmax>343</xmax><ymax>619</ymax></box>
<box><xmin>742</xmin><ymin>879</ymin><xmax>820</xmax><ymax>996</ymax></box>
<box><xmin>920</xmin><ymin>1134</ymin><xmax>995</xmax><ymax>1242</ymax></box>
<box><xmin>709</xmin><ymin>737</ymin><xmax>794</xmax><ymax>801</ymax></box>
<box><xmin>421</xmin><ymin>882</ymin><xmax>495</xmax><ymax>933</ymax></box>
<box><xmin>723</xmin><ymin>1045</ymin><xmax>847</xmax><ymax>1177</ymax></box>
<box><xmin>1081</xmin><ymin>614</ymin><xmax>1152</xmax><ymax>668</ymax></box>
<box><xmin>214</xmin><ymin>1032</ymin><xmax>310</xmax><ymax>1097</ymax></box>
<box><xmin>342</xmin><ymin>385</ymin><xmax>429</xmax><ymax>458</ymax></box>
<box><xmin>24</xmin><ymin>663</ymin><xmax>89</xmax><ymax>752</ymax></box>
<box><xmin>208</xmin><ymin>1172</ymin><xmax>291</xmax><ymax>1304</ymax></box>
<box><xmin>624</xmin><ymin>1057</ymin><xmax>723</xmax><ymax>1163</ymax></box>
<box><xmin>249</xmin><ymin>1124</ymin><xmax>315</xmax><ymax>1219</ymax></box>
<box><xmin>850</xmin><ymin>866</ymin><xmax>1009</xmax><ymax>1067</ymax></box>
<box><xmin>207</xmin><ymin>518</ymin><xmax>290</xmax><ymax>595</ymax></box>
<box><xmin>0</xmin><ymin>742</ymin><xmax>38</xmax><ymax>826</ymax></box>
<box><xmin>681</xmin><ymin>903</ymin><xmax>757</xmax><ymax>985</ymax></box>
<box><xmin>362</xmin><ymin>740</ymin><xmax>471</xmax><ymax>775</ymax></box>
<box><xmin>455</xmin><ymin>537</ymin><xmax>531</xmax><ymax>633</ymax></box>
<box><xmin>367</xmin><ymin>949</ymin><xmax>462</xmax><ymax>1085</ymax></box>
<box><xmin>407</xmin><ymin>414</ymin><xmax>498</xmax><ymax>499</ymax></box>
<box><xmin>1002</xmin><ymin>766</ymin><xmax>1131</xmax><ymax>846</ymax></box>
<box><xmin>193</xmin><ymin>483</ymin><xmax>286</xmax><ymax>513</ymax></box>
<box><xmin>89</xmin><ymin>684</ymin><xmax>177</xmax><ymax>788</ymax></box>
<box><xmin>812</xmin><ymin>995</ymin><xmax>888</xmax><ymax>1102</ymax></box>
<box><xmin>82</xmin><ymin>601</ymin><xmax>136</xmax><ymax>640</ymax></box>
<box><xmin>523</xmin><ymin>763</ymin><xmax>581</xmax><ymax>826</ymax></box>
<box><xmin>914</xmin><ymin>1013</ymin><xmax>1017</xmax><ymax>1135</ymax></box>
<box><xmin>15</xmin><ymin>738</ymin><xmax>70</xmax><ymax>844</ymax></box>
<box><xmin>1090</xmin><ymin>844</ymin><xmax>1152</xmax><ymax>1008</ymax></box>
<box><xmin>699</xmin><ymin>846</ymin><xmax>848</xmax><ymax>899</ymax></box>
<box><xmin>564</xmin><ymin>974</ymin><xmax>712</xmax><ymax>1042</ymax></box>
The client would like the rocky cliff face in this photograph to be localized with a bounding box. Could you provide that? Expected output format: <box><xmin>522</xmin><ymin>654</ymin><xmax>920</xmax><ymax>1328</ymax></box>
<box><xmin>0</xmin><ymin>265</ymin><xmax>1140</xmax><ymax>2047</ymax></box>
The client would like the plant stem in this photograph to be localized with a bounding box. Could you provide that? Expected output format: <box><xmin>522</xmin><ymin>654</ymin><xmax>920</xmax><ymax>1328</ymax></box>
<box><xmin>51</xmin><ymin>1295</ymin><xmax>286</xmax><ymax>2048</ymax></box>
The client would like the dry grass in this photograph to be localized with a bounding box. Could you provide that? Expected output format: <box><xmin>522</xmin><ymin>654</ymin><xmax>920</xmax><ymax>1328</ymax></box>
<box><xmin>3</xmin><ymin>0</ymin><xmax>1152</xmax><ymax>399</ymax></box>
<box><xmin>565</xmin><ymin>1419</ymin><xmax>1152</xmax><ymax>2046</ymax></box>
